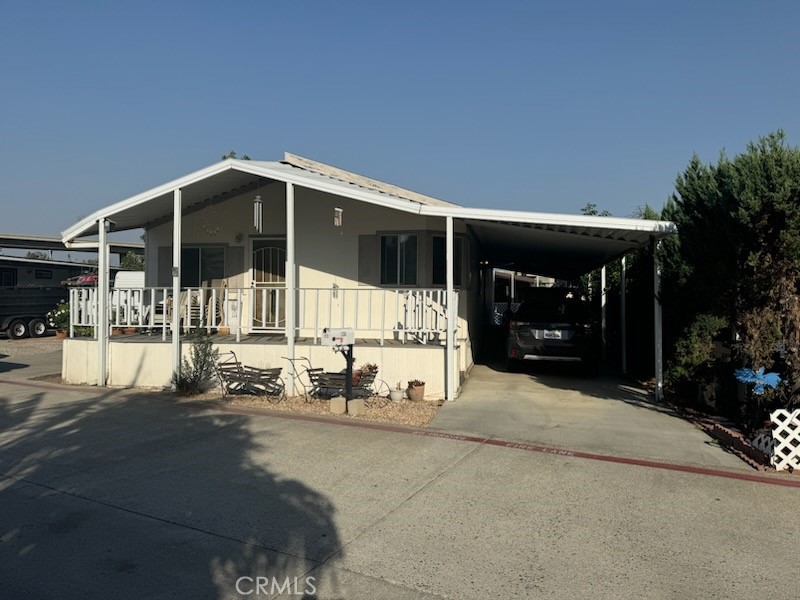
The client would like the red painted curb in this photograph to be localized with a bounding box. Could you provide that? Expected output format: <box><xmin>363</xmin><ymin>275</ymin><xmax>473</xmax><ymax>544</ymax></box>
<box><xmin>206</xmin><ymin>402</ymin><xmax>800</xmax><ymax>489</ymax></box>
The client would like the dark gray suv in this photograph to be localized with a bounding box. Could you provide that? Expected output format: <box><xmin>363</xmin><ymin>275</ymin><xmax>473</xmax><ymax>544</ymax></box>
<box><xmin>505</xmin><ymin>288</ymin><xmax>597</xmax><ymax>371</ymax></box>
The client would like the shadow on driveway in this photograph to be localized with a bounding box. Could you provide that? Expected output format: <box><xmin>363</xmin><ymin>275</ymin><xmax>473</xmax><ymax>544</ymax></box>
<box><xmin>0</xmin><ymin>388</ymin><xmax>342</xmax><ymax>599</ymax></box>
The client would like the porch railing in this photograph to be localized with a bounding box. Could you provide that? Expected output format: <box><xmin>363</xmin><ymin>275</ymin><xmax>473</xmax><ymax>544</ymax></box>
<box><xmin>69</xmin><ymin>286</ymin><xmax>459</xmax><ymax>345</ymax></box>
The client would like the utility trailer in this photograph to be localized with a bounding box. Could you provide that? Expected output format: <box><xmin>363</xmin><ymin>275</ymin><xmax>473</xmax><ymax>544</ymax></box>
<box><xmin>0</xmin><ymin>256</ymin><xmax>94</xmax><ymax>339</ymax></box>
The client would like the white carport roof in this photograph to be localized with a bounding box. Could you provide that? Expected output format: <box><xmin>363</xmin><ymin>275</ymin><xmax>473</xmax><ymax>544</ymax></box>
<box><xmin>62</xmin><ymin>156</ymin><xmax>675</xmax><ymax>279</ymax></box>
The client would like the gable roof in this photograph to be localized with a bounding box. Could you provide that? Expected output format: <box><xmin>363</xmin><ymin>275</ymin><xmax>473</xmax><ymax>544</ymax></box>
<box><xmin>60</xmin><ymin>153</ymin><xmax>675</xmax><ymax>278</ymax></box>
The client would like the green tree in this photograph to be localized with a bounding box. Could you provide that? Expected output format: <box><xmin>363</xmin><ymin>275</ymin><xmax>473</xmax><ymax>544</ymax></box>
<box><xmin>661</xmin><ymin>131</ymin><xmax>800</xmax><ymax>422</ymax></box>
<box><xmin>119</xmin><ymin>251</ymin><xmax>144</xmax><ymax>271</ymax></box>
<box><xmin>221</xmin><ymin>150</ymin><xmax>251</xmax><ymax>160</ymax></box>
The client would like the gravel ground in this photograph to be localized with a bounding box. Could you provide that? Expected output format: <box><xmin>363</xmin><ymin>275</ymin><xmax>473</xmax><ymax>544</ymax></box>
<box><xmin>0</xmin><ymin>336</ymin><xmax>63</xmax><ymax>357</ymax></box>
<box><xmin>176</xmin><ymin>392</ymin><xmax>443</xmax><ymax>428</ymax></box>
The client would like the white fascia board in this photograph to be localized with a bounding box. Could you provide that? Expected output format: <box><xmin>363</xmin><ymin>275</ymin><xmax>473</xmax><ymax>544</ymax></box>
<box><xmin>61</xmin><ymin>161</ymin><xmax>242</xmax><ymax>242</ymax></box>
<box><xmin>419</xmin><ymin>205</ymin><xmax>677</xmax><ymax>235</ymax></box>
<box><xmin>62</xmin><ymin>160</ymin><xmax>425</xmax><ymax>243</ymax></box>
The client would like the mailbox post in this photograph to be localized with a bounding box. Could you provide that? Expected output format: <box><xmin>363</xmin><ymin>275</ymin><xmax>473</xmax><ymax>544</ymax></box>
<box><xmin>322</xmin><ymin>327</ymin><xmax>355</xmax><ymax>400</ymax></box>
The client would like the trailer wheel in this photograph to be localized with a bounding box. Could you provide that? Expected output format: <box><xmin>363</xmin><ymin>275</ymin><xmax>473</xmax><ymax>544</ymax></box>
<box><xmin>29</xmin><ymin>318</ymin><xmax>48</xmax><ymax>338</ymax></box>
<box><xmin>8</xmin><ymin>319</ymin><xmax>28</xmax><ymax>339</ymax></box>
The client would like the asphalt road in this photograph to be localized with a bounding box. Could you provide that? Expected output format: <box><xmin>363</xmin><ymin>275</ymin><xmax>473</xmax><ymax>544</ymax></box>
<box><xmin>0</xmin><ymin>350</ymin><xmax>797</xmax><ymax>599</ymax></box>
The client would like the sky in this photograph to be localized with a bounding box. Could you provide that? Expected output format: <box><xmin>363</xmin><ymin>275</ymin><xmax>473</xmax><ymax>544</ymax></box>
<box><xmin>1</xmin><ymin>0</ymin><xmax>799</xmax><ymax>240</ymax></box>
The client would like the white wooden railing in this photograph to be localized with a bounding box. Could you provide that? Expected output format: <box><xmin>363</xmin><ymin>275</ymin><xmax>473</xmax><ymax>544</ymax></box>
<box><xmin>69</xmin><ymin>286</ymin><xmax>458</xmax><ymax>345</ymax></box>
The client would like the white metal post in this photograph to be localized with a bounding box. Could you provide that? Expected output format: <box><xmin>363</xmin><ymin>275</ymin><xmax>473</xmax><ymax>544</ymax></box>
<box><xmin>653</xmin><ymin>240</ymin><xmax>663</xmax><ymax>401</ymax></box>
<box><xmin>286</xmin><ymin>182</ymin><xmax>296</xmax><ymax>395</ymax></box>
<box><xmin>97</xmin><ymin>217</ymin><xmax>108</xmax><ymax>386</ymax></box>
<box><xmin>620</xmin><ymin>255</ymin><xmax>627</xmax><ymax>375</ymax></box>
<box><xmin>600</xmin><ymin>264</ymin><xmax>607</xmax><ymax>362</ymax></box>
<box><xmin>446</xmin><ymin>216</ymin><xmax>456</xmax><ymax>401</ymax></box>
<box><xmin>172</xmin><ymin>189</ymin><xmax>182</xmax><ymax>379</ymax></box>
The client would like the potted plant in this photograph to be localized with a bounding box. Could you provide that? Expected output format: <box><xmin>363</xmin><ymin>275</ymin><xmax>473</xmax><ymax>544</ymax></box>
<box><xmin>389</xmin><ymin>381</ymin><xmax>404</xmax><ymax>403</ymax></box>
<box><xmin>407</xmin><ymin>379</ymin><xmax>425</xmax><ymax>402</ymax></box>
<box><xmin>47</xmin><ymin>301</ymin><xmax>70</xmax><ymax>339</ymax></box>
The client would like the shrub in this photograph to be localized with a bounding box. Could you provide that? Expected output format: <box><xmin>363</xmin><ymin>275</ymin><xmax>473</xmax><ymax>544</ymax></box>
<box><xmin>171</xmin><ymin>332</ymin><xmax>219</xmax><ymax>396</ymax></box>
<box><xmin>47</xmin><ymin>300</ymin><xmax>70</xmax><ymax>331</ymax></box>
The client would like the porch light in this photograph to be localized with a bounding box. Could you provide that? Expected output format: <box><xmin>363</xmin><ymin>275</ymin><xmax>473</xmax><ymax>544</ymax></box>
<box><xmin>334</xmin><ymin>207</ymin><xmax>343</xmax><ymax>227</ymax></box>
<box><xmin>254</xmin><ymin>195</ymin><xmax>263</xmax><ymax>233</ymax></box>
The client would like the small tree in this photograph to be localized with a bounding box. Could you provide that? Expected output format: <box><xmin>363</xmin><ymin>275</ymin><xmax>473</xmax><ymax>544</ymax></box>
<box><xmin>119</xmin><ymin>251</ymin><xmax>144</xmax><ymax>271</ymax></box>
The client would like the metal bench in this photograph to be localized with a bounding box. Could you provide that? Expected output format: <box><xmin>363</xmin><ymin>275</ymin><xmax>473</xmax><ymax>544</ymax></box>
<box><xmin>215</xmin><ymin>351</ymin><xmax>285</xmax><ymax>402</ymax></box>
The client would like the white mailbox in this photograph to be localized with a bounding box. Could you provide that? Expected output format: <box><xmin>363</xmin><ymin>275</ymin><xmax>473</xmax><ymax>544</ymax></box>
<box><xmin>322</xmin><ymin>327</ymin><xmax>355</xmax><ymax>346</ymax></box>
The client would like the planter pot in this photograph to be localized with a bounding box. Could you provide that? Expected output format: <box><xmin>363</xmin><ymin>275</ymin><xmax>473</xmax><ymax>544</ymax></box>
<box><xmin>111</xmin><ymin>328</ymin><xmax>124</xmax><ymax>336</ymax></box>
<box><xmin>389</xmin><ymin>389</ymin><xmax>404</xmax><ymax>403</ymax></box>
<box><xmin>123</xmin><ymin>327</ymin><xmax>137</xmax><ymax>335</ymax></box>
<box><xmin>407</xmin><ymin>384</ymin><xmax>425</xmax><ymax>402</ymax></box>
<box><xmin>218</xmin><ymin>326</ymin><xmax>231</xmax><ymax>335</ymax></box>
<box><xmin>55</xmin><ymin>330</ymin><xmax>67</xmax><ymax>340</ymax></box>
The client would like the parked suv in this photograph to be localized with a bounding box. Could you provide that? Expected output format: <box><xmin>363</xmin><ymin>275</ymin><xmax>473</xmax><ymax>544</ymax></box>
<box><xmin>505</xmin><ymin>287</ymin><xmax>597</xmax><ymax>371</ymax></box>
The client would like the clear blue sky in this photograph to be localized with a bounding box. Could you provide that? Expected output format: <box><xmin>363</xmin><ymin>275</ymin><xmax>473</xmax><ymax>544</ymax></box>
<box><xmin>1</xmin><ymin>0</ymin><xmax>798</xmax><ymax>238</ymax></box>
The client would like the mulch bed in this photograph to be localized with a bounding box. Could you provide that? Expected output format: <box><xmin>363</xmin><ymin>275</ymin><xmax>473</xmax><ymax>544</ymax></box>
<box><xmin>175</xmin><ymin>391</ymin><xmax>444</xmax><ymax>428</ymax></box>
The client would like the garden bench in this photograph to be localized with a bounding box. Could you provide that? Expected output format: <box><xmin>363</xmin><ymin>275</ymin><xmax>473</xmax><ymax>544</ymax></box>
<box><xmin>215</xmin><ymin>351</ymin><xmax>285</xmax><ymax>401</ymax></box>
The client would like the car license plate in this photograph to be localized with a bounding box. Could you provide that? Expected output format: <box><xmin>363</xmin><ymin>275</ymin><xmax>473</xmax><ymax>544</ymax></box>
<box><xmin>543</xmin><ymin>329</ymin><xmax>562</xmax><ymax>340</ymax></box>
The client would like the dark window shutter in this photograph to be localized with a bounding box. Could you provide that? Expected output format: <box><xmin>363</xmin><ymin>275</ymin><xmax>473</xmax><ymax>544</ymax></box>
<box><xmin>157</xmin><ymin>247</ymin><xmax>171</xmax><ymax>287</ymax></box>
<box><xmin>226</xmin><ymin>246</ymin><xmax>245</xmax><ymax>289</ymax></box>
<box><xmin>358</xmin><ymin>235</ymin><xmax>377</xmax><ymax>285</ymax></box>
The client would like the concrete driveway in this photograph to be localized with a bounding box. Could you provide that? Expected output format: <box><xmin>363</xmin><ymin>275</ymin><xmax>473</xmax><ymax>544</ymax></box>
<box><xmin>1</xmin><ymin>353</ymin><xmax>797</xmax><ymax>599</ymax></box>
<box><xmin>433</xmin><ymin>362</ymin><xmax>746</xmax><ymax>470</ymax></box>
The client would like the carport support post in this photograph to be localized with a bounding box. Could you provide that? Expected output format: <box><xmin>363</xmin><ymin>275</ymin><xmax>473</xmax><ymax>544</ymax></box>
<box><xmin>620</xmin><ymin>255</ymin><xmax>627</xmax><ymax>374</ymax></box>
<box><xmin>171</xmin><ymin>189</ymin><xmax>182</xmax><ymax>380</ymax></box>
<box><xmin>285</xmin><ymin>182</ymin><xmax>296</xmax><ymax>396</ymax></box>
<box><xmin>97</xmin><ymin>217</ymin><xmax>108</xmax><ymax>386</ymax></box>
<box><xmin>600</xmin><ymin>265</ymin><xmax>607</xmax><ymax>362</ymax></box>
<box><xmin>446</xmin><ymin>216</ymin><xmax>456</xmax><ymax>401</ymax></box>
<box><xmin>653</xmin><ymin>240</ymin><xmax>663</xmax><ymax>402</ymax></box>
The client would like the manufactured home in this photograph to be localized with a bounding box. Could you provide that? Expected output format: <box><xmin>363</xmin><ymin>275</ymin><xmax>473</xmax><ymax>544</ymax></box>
<box><xmin>60</xmin><ymin>154</ymin><xmax>674</xmax><ymax>399</ymax></box>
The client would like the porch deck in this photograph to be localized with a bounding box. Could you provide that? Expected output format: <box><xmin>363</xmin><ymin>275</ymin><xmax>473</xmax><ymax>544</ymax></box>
<box><xmin>104</xmin><ymin>332</ymin><xmax>443</xmax><ymax>348</ymax></box>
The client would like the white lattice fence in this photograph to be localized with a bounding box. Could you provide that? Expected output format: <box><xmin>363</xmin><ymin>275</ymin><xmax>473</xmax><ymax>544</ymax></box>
<box><xmin>771</xmin><ymin>409</ymin><xmax>800</xmax><ymax>471</ymax></box>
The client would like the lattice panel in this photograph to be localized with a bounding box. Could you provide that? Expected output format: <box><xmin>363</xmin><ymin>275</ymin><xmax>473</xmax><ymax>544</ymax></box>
<box><xmin>770</xmin><ymin>409</ymin><xmax>800</xmax><ymax>471</ymax></box>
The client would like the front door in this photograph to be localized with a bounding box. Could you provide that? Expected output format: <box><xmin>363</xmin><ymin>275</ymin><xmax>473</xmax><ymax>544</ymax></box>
<box><xmin>251</xmin><ymin>238</ymin><xmax>286</xmax><ymax>331</ymax></box>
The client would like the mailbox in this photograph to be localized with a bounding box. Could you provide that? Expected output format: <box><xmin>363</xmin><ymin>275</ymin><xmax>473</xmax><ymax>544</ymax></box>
<box><xmin>322</xmin><ymin>327</ymin><xmax>355</xmax><ymax>347</ymax></box>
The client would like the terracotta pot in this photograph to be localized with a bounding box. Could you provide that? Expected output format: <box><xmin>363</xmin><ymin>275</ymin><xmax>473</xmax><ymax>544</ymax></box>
<box><xmin>123</xmin><ymin>327</ymin><xmax>137</xmax><ymax>335</ymax></box>
<box><xmin>111</xmin><ymin>328</ymin><xmax>124</xmax><ymax>336</ymax></box>
<box><xmin>407</xmin><ymin>384</ymin><xmax>425</xmax><ymax>402</ymax></box>
<box><xmin>217</xmin><ymin>326</ymin><xmax>231</xmax><ymax>335</ymax></box>
<box><xmin>55</xmin><ymin>330</ymin><xmax>67</xmax><ymax>340</ymax></box>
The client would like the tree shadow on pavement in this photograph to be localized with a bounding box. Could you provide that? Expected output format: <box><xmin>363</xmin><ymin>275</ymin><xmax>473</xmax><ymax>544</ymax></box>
<box><xmin>0</xmin><ymin>387</ymin><xmax>342</xmax><ymax>599</ymax></box>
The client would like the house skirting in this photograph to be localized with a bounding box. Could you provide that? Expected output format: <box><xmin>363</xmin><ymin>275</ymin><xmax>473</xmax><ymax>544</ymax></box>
<box><xmin>62</xmin><ymin>338</ymin><xmax>473</xmax><ymax>399</ymax></box>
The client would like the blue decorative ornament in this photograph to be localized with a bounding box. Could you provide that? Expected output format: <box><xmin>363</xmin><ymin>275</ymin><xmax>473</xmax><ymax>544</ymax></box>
<box><xmin>734</xmin><ymin>367</ymin><xmax>782</xmax><ymax>395</ymax></box>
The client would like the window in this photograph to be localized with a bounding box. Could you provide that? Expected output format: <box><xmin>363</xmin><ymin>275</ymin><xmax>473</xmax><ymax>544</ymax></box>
<box><xmin>0</xmin><ymin>268</ymin><xmax>17</xmax><ymax>287</ymax></box>
<box><xmin>380</xmin><ymin>234</ymin><xmax>417</xmax><ymax>285</ymax></box>
<box><xmin>432</xmin><ymin>236</ymin><xmax>463</xmax><ymax>286</ymax></box>
<box><xmin>35</xmin><ymin>269</ymin><xmax>53</xmax><ymax>279</ymax></box>
<box><xmin>180</xmin><ymin>247</ymin><xmax>225</xmax><ymax>287</ymax></box>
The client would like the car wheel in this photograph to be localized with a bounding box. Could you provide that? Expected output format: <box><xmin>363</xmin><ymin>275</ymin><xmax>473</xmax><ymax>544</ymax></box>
<box><xmin>29</xmin><ymin>318</ymin><xmax>48</xmax><ymax>338</ymax></box>
<box><xmin>8</xmin><ymin>319</ymin><xmax>28</xmax><ymax>339</ymax></box>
